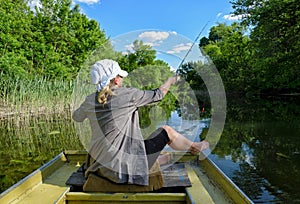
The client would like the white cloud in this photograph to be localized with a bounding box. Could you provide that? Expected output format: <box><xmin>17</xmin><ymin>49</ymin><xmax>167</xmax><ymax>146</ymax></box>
<box><xmin>167</xmin><ymin>43</ymin><xmax>192</xmax><ymax>54</ymax></box>
<box><xmin>138</xmin><ymin>31</ymin><xmax>170</xmax><ymax>42</ymax></box>
<box><xmin>28</xmin><ymin>0</ymin><xmax>42</xmax><ymax>11</ymax></box>
<box><xmin>169</xmin><ymin>66</ymin><xmax>176</xmax><ymax>72</ymax></box>
<box><xmin>223</xmin><ymin>14</ymin><xmax>248</xmax><ymax>21</ymax></box>
<box><xmin>124</xmin><ymin>43</ymin><xmax>134</xmax><ymax>53</ymax></box>
<box><xmin>74</xmin><ymin>0</ymin><xmax>100</xmax><ymax>4</ymax></box>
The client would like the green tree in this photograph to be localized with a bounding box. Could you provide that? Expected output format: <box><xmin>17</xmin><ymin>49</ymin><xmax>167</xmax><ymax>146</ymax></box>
<box><xmin>200</xmin><ymin>23</ymin><xmax>253</xmax><ymax>92</ymax></box>
<box><xmin>176</xmin><ymin>61</ymin><xmax>212</xmax><ymax>119</ymax></box>
<box><xmin>0</xmin><ymin>0</ymin><xmax>33</xmax><ymax>77</ymax></box>
<box><xmin>124</xmin><ymin>64</ymin><xmax>176</xmax><ymax>119</ymax></box>
<box><xmin>177</xmin><ymin>61</ymin><xmax>205</xmax><ymax>91</ymax></box>
<box><xmin>30</xmin><ymin>0</ymin><xmax>107</xmax><ymax>79</ymax></box>
<box><xmin>0</xmin><ymin>0</ymin><xmax>107</xmax><ymax>80</ymax></box>
<box><xmin>119</xmin><ymin>40</ymin><xmax>156</xmax><ymax>72</ymax></box>
<box><xmin>231</xmin><ymin>0</ymin><xmax>300</xmax><ymax>93</ymax></box>
<box><xmin>199</xmin><ymin>37</ymin><xmax>209</xmax><ymax>47</ymax></box>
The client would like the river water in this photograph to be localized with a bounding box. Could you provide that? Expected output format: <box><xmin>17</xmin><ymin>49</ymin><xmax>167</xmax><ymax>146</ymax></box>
<box><xmin>0</xmin><ymin>96</ymin><xmax>299</xmax><ymax>203</ymax></box>
<box><xmin>210</xmin><ymin>96</ymin><xmax>300</xmax><ymax>204</ymax></box>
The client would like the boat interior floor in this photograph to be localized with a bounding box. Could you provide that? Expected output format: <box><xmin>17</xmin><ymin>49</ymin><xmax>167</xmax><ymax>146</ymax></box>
<box><xmin>66</xmin><ymin>162</ymin><xmax>192</xmax><ymax>193</ymax></box>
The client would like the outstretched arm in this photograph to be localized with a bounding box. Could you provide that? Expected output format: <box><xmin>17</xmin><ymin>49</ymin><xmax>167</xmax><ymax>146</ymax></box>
<box><xmin>159</xmin><ymin>76</ymin><xmax>178</xmax><ymax>96</ymax></box>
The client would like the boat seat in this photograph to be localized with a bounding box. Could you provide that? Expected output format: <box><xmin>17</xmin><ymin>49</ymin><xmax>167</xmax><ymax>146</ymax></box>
<box><xmin>83</xmin><ymin>160</ymin><xmax>164</xmax><ymax>192</ymax></box>
<box><xmin>66</xmin><ymin>157</ymin><xmax>191</xmax><ymax>193</ymax></box>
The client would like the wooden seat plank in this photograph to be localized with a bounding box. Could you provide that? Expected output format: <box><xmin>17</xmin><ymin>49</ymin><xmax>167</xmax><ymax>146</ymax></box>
<box><xmin>66</xmin><ymin>162</ymin><xmax>191</xmax><ymax>192</ymax></box>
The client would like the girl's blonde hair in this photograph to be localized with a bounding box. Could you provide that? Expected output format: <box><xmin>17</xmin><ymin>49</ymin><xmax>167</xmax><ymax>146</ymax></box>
<box><xmin>97</xmin><ymin>79</ymin><xmax>115</xmax><ymax>104</ymax></box>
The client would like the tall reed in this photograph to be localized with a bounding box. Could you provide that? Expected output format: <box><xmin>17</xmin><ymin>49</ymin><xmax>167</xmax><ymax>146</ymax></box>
<box><xmin>0</xmin><ymin>73</ymin><xmax>74</xmax><ymax>122</ymax></box>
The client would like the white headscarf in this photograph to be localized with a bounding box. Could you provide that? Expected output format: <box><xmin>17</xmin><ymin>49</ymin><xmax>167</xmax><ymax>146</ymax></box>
<box><xmin>90</xmin><ymin>59</ymin><xmax>128</xmax><ymax>91</ymax></box>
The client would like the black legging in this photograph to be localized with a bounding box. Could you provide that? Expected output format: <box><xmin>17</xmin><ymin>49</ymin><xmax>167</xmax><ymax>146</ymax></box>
<box><xmin>144</xmin><ymin>127</ymin><xmax>170</xmax><ymax>168</ymax></box>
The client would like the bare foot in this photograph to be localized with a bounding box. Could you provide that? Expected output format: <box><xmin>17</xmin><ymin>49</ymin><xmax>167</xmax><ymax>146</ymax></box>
<box><xmin>189</xmin><ymin>140</ymin><xmax>210</xmax><ymax>155</ymax></box>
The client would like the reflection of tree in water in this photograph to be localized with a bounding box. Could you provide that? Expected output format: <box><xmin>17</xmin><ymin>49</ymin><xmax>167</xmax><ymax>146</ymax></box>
<box><xmin>0</xmin><ymin>115</ymin><xmax>83</xmax><ymax>193</ymax></box>
<box><xmin>213</xmin><ymin>96</ymin><xmax>300</xmax><ymax>203</ymax></box>
<box><xmin>232</xmin><ymin>162</ymin><xmax>283</xmax><ymax>203</ymax></box>
<box><xmin>250</xmin><ymin>123</ymin><xmax>300</xmax><ymax>203</ymax></box>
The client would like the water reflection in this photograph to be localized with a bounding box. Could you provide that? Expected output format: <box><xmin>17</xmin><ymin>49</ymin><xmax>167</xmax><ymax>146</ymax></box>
<box><xmin>211</xmin><ymin>96</ymin><xmax>300</xmax><ymax>203</ymax></box>
<box><xmin>0</xmin><ymin>113</ymin><xmax>83</xmax><ymax>193</ymax></box>
<box><xmin>1</xmin><ymin>96</ymin><xmax>299</xmax><ymax>204</ymax></box>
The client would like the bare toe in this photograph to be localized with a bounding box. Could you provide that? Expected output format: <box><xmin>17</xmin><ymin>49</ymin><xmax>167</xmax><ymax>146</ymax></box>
<box><xmin>190</xmin><ymin>141</ymin><xmax>209</xmax><ymax>155</ymax></box>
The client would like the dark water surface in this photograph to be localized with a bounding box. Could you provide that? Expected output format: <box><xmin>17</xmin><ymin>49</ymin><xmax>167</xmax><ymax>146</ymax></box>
<box><xmin>0</xmin><ymin>96</ymin><xmax>299</xmax><ymax>203</ymax></box>
<box><xmin>210</xmin><ymin>96</ymin><xmax>300</xmax><ymax>204</ymax></box>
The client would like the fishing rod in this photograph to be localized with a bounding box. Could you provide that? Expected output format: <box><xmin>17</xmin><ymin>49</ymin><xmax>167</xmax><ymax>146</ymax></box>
<box><xmin>176</xmin><ymin>20</ymin><xmax>210</xmax><ymax>75</ymax></box>
<box><xmin>173</xmin><ymin>21</ymin><xmax>210</xmax><ymax>123</ymax></box>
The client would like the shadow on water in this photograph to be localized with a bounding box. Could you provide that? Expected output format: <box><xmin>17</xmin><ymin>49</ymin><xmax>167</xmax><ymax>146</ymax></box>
<box><xmin>209</xmin><ymin>95</ymin><xmax>300</xmax><ymax>204</ymax></box>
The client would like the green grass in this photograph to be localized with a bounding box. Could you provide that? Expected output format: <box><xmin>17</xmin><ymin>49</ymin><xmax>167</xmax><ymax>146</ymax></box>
<box><xmin>0</xmin><ymin>73</ymin><xmax>74</xmax><ymax>120</ymax></box>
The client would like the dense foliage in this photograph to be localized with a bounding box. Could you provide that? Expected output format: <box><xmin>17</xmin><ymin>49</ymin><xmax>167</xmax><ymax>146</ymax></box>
<box><xmin>1</xmin><ymin>0</ymin><xmax>299</xmax><ymax>96</ymax></box>
<box><xmin>118</xmin><ymin>40</ymin><xmax>158</xmax><ymax>72</ymax></box>
<box><xmin>199</xmin><ymin>23</ymin><xmax>253</xmax><ymax>93</ymax></box>
<box><xmin>0</xmin><ymin>0</ymin><xmax>107</xmax><ymax>80</ymax></box>
<box><xmin>199</xmin><ymin>0</ymin><xmax>299</xmax><ymax>94</ymax></box>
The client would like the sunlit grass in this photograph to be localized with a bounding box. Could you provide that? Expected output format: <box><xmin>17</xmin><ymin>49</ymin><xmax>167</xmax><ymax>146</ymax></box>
<box><xmin>0</xmin><ymin>73</ymin><xmax>74</xmax><ymax>121</ymax></box>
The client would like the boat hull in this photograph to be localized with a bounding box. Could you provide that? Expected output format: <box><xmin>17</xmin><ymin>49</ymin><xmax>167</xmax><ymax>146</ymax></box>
<box><xmin>0</xmin><ymin>150</ymin><xmax>253</xmax><ymax>204</ymax></box>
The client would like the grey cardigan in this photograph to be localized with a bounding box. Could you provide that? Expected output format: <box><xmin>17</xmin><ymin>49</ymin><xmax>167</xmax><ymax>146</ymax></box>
<box><xmin>73</xmin><ymin>87</ymin><xmax>164</xmax><ymax>185</ymax></box>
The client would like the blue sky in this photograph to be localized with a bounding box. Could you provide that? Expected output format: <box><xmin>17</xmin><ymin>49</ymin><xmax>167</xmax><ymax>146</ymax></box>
<box><xmin>73</xmin><ymin>0</ymin><xmax>239</xmax><ymax>68</ymax></box>
<box><xmin>30</xmin><ymin>0</ymin><xmax>239</xmax><ymax>69</ymax></box>
<box><xmin>74</xmin><ymin>0</ymin><xmax>237</xmax><ymax>39</ymax></box>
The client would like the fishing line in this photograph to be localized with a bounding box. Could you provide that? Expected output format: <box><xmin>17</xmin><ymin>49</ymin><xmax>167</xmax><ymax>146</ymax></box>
<box><xmin>175</xmin><ymin>5</ymin><xmax>232</xmax><ymax>74</ymax></box>
<box><xmin>176</xmin><ymin>20</ymin><xmax>210</xmax><ymax>73</ymax></box>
